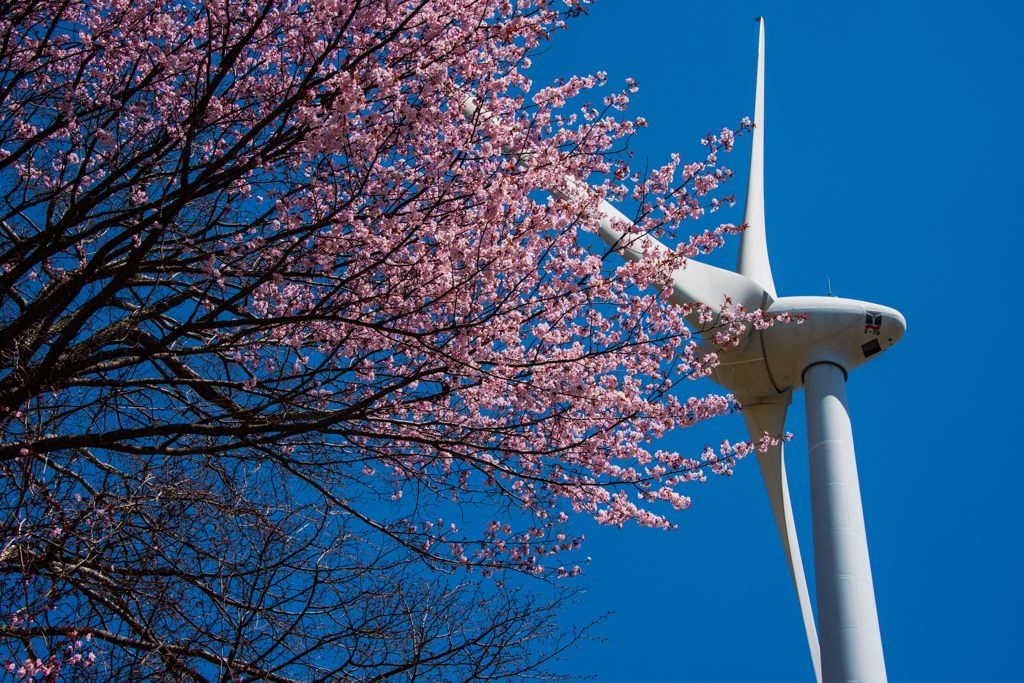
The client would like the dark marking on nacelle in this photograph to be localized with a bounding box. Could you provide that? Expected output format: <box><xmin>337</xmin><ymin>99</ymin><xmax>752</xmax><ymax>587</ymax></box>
<box><xmin>864</xmin><ymin>311</ymin><xmax>882</xmax><ymax>335</ymax></box>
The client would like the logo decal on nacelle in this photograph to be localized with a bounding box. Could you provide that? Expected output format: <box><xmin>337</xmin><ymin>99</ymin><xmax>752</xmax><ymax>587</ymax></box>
<box><xmin>864</xmin><ymin>311</ymin><xmax>882</xmax><ymax>335</ymax></box>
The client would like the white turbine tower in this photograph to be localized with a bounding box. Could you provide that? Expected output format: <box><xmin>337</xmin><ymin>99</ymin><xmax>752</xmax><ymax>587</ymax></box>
<box><xmin>462</xmin><ymin>19</ymin><xmax>902</xmax><ymax>682</ymax></box>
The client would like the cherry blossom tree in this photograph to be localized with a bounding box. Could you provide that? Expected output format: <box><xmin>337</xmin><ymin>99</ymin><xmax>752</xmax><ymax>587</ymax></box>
<box><xmin>0</xmin><ymin>0</ymin><xmax>756</xmax><ymax>678</ymax></box>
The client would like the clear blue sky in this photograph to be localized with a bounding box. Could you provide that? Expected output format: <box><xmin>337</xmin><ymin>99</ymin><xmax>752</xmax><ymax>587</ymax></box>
<box><xmin>524</xmin><ymin>2</ymin><xmax>1024</xmax><ymax>681</ymax></box>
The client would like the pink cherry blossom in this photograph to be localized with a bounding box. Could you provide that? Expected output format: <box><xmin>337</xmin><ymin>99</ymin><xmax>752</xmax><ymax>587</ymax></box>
<box><xmin>0</xmin><ymin>0</ymin><xmax>771</xmax><ymax>678</ymax></box>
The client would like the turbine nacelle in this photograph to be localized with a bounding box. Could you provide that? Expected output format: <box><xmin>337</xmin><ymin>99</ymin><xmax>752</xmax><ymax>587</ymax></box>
<box><xmin>708</xmin><ymin>297</ymin><xmax>907</xmax><ymax>398</ymax></box>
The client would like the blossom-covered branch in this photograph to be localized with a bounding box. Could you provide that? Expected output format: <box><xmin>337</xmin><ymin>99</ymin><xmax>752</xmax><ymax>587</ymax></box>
<box><xmin>0</xmin><ymin>0</ymin><xmax>760</xmax><ymax>678</ymax></box>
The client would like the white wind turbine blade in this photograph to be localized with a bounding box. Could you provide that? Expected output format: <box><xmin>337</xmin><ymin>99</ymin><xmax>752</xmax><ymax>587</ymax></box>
<box><xmin>742</xmin><ymin>394</ymin><xmax>822</xmax><ymax>683</ymax></box>
<box><xmin>589</xmin><ymin>196</ymin><xmax>767</xmax><ymax>322</ymax></box>
<box><xmin>457</xmin><ymin>99</ymin><xmax>770</xmax><ymax>322</ymax></box>
<box><xmin>736</xmin><ymin>18</ymin><xmax>778</xmax><ymax>299</ymax></box>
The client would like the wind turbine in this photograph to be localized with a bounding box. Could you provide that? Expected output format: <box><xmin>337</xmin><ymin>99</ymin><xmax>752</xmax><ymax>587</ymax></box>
<box><xmin>461</xmin><ymin>18</ymin><xmax>902</xmax><ymax>682</ymax></box>
<box><xmin>589</xmin><ymin>19</ymin><xmax>900</xmax><ymax>683</ymax></box>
